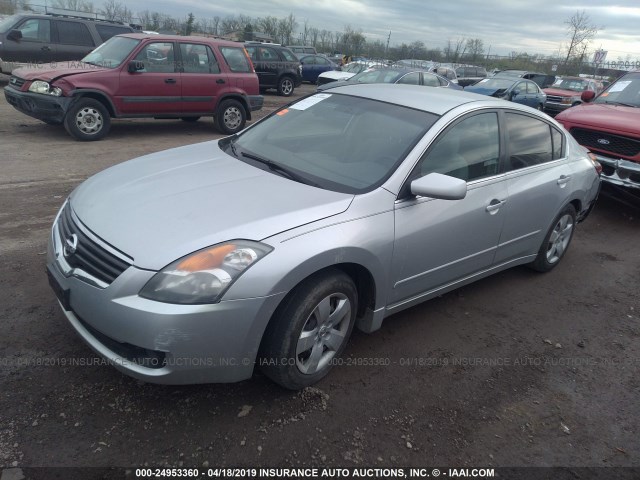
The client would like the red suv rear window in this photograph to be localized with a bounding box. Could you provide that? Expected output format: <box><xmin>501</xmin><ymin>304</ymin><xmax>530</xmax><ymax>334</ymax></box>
<box><xmin>220</xmin><ymin>47</ymin><xmax>251</xmax><ymax>73</ymax></box>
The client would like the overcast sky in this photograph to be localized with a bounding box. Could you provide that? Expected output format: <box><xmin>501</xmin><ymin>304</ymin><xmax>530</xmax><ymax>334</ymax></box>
<box><xmin>113</xmin><ymin>1</ymin><xmax>640</xmax><ymax>60</ymax></box>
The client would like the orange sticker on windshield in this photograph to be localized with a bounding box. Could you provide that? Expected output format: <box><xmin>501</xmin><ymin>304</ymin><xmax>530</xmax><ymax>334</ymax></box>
<box><xmin>277</xmin><ymin>109</ymin><xmax>289</xmax><ymax>116</ymax></box>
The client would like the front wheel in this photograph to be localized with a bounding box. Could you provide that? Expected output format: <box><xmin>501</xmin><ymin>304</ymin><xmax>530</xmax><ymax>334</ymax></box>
<box><xmin>529</xmin><ymin>204</ymin><xmax>576</xmax><ymax>272</ymax></box>
<box><xmin>277</xmin><ymin>76</ymin><xmax>294</xmax><ymax>96</ymax></box>
<box><xmin>63</xmin><ymin>98</ymin><xmax>111</xmax><ymax>141</ymax></box>
<box><xmin>259</xmin><ymin>269</ymin><xmax>358</xmax><ymax>390</ymax></box>
<box><xmin>215</xmin><ymin>99</ymin><xmax>246</xmax><ymax>135</ymax></box>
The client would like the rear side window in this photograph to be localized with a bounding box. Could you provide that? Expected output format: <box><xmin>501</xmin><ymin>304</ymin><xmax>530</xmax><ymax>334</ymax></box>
<box><xmin>280</xmin><ymin>48</ymin><xmax>297</xmax><ymax>62</ymax></box>
<box><xmin>180</xmin><ymin>43</ymin><xmax>220</xmax><ymax>73</ymax></box>
<box><xmin>220</xmin><ymin>46</ymin><xmax>251</xmax><ymax>72</ymax></box>
<box><xmin>56</xmin><ymin>21</ymin><xmax>94</xmax><ymax>46</ymax></box>
<box><xmin>505</xmin><ymin>113</ymin><xmax>554</xmax><ymax>169</ymax></box>
<box><xmin>95</xmin><ymin>24</ymin><xmax>132</xmax><ymax>42</ymax></box>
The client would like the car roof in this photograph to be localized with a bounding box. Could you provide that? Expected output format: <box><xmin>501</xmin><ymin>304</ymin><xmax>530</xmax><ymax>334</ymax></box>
<box><xmin>323</xmin><ymin>83</ymin><xmax>513</xmax><ymax>115</ymax></box>
<box><xmin>120</xmin><ymin>33</ymin><xmax>242</xmax><ymax>46</ymax></box>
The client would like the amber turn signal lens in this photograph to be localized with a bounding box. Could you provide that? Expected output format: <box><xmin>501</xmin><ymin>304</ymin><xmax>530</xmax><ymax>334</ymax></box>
<box><xmin>176</xmin><ymin>244</ymin><xmax>236</xmax><ymax>271</ymax></box>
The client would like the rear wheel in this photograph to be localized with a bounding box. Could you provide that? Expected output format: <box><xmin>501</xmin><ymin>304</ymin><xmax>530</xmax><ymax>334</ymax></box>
<box><xmin>63</xmin><ymin>98</ymin><xmax>110</xmax><ymax>141</ymax></box>
<box><xmin>277</xmin><ymin>76</ymin><xmax>295</xmax><ymax>96</ymax></box>
<box><xmin>259</xmin><ymin>269</ymin><xmax>357</xmax><ymax>390</ymax></box>
<box><xmin>529</xmin><ymin>204</ymin><xmax>576</xmax><ymax>272</ymax></box>
<box><xmin>215</xmin><ymin>99</ymin><xmax>246</xmax><ymax>135</ymax></box>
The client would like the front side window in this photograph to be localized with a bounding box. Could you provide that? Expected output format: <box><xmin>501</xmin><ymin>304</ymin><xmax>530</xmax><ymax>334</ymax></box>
<box><xmin>56</xmin><ymin>21</ymin><xmax>94</xmax><ymax>46</ymax></box>
<box><xmin>415</xmin><ymin>112</ymin><xmax>500</xmax><ymax>182</ymax></box>
<box><xmin>505</xmin><ymin>113</ymin><xmax>553</xmax><ymax>170</ymax></box>
<box><xmin>230</xmin><ymin>93</ymin><xmax>438</xmax><ymax>193</ymax></box>
<box><xmin>133</xmin><ymin>42</ymin><xmax>176</xmax><ymax>73</ymax></box>
<box><xmin>16</xmin><ymin>18</ymin><xmax>50</xmax><ymax>42</ymax></box>
<box><xmin>82</xmin><ymin>35</ymin><xmax>140</xmax><ymax>68</ymax></box>
<box><xmin>526</xmin><ymin>81</ymin><xmax>539</xmax><ymax>94</ymax></box>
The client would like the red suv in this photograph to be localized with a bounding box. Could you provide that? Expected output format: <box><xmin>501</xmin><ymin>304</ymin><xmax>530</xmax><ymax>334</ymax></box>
<box><xmin>4</xmin><ymin>34</ymin><xmax>263</xmax><ymax>140</ymax></box>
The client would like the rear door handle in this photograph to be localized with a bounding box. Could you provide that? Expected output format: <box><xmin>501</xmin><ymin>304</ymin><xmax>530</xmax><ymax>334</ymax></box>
<box><xmin>486</xmin><ymin>199</ymin><xmax>506</xmax><ymax>214</ymax></box>
<box><xmin>216</xmin><ymin>79</ymin><xmax>225</xmax><ymax>84</ymax></box>
<box><xmin>165</xmin><ymin>78</ymin><xmax>177</xmax><ymax>84</ymax></box>
<box><xmin>557</xmin><ymin>175</ymin><xmax>571</xmax><ymax>186</ymax></box>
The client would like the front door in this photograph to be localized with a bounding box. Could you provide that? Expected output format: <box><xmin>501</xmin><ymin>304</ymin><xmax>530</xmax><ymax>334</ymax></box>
<box><xmin>390</xmin><ymin>111</ymin><xmax>508</xmax><ymax>304</ymax></box>
<box><xmin>3</xmin><ymin>18</ymin><xmax>55</xmax><ymax>65</ymax></box>
<box><xmin>116</xmin><ymin>41</ymin><xmax>182</xmax><ymax>115</ymax></box>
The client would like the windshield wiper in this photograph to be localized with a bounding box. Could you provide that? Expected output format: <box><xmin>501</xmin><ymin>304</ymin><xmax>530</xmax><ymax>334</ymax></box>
<box><xmin>239</xmin><ymin>150</ymin><xmax>319</xmax><ymax>187</ymax></box>
<box><xmin>603</xmin><ymin>100</ymin><xmax>638</xmax><ymax>108</ymax></box>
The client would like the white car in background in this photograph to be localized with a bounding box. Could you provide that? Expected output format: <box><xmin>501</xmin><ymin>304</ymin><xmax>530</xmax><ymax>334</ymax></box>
<box><xmin>316</xmin><ymin>61</ymin><xmax>385</xmax><ymax>86</ymax></box>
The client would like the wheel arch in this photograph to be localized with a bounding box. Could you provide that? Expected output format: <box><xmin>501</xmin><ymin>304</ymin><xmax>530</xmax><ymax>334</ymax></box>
<box><xmin>68</xmin><ymin>89</ymin><xmax>116</xmax><ymax>117</ymax></box>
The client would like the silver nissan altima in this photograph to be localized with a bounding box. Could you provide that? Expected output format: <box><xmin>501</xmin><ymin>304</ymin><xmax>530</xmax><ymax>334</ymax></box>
<box><xmin>47</xmin><ymin>84</ymin><xmax>601</xmax><ymax>389</ymax></box>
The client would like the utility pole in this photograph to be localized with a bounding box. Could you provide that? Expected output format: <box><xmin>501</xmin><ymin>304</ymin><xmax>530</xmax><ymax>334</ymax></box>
<box><xmin>386</xmin><ymin>31</ymin><xmax>391</xmax><ymax>56</ymax></box>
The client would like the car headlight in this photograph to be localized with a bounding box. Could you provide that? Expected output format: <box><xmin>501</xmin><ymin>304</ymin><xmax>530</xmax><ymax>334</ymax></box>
<box><xmin>28</xmin><ymin>80</ymin><xmax>62</xmax><ymax>96</ymax></box>
<box><xmin>139</xmin><ymin>240</ymin><xmax>272</xmax><ymax>304</ymax></box>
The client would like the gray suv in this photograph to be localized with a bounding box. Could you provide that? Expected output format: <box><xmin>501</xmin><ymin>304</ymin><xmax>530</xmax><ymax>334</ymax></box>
<box><xmin>244</xmin><ymin>42</ymin><xmax>302</xmax><ymax>96</ymax></box>
<box><xmin>0</xmin><ymin>12</ymin><xmax>135</xmax><ymax>74</ymax></box>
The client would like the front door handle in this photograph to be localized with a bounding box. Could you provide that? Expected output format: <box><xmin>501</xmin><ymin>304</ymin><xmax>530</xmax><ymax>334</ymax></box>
<box><xmin>216</xmin><ymin>78</ymin><xmax>225</xmax><ymax>84</ymax></box>
<box><xmin>486</xmin><ymin>199</ymin><xmax>506</xmax><ymax>214</ymax></box>
<box><xmin>165</xmin><ymin>78</ymin><xmax>177</xmax><ymax>84</ymax></box>
<box><xmin>557</xmin><ymin>175</ymin><xmax>571</xmax><ymax>186</ymax></box>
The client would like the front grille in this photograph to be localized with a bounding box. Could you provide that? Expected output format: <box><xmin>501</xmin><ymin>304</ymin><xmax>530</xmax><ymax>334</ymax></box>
<box><xmin>546</xmin><ymin>95</ymin><xmax>564</xmax><ymax>103</ymax></box>
<box><xmin>570</xmin><ymin>128</ymin><xmax>640</xmax><ymax>159</ymax></box>
<box><xmin>9</xmin><ymin>75</ymin><xmax>25</xmax><ymax>89</ymax></box>
<box><xmin>57</xmin><ymin>203</ymin><xmax>131</xmax><ymax>285</ymax></box>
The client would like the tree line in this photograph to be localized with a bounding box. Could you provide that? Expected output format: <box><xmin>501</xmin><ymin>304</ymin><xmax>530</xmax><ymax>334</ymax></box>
<box><xmin>1</xmin><ymin>1</ymin><xmax>610</xmax><ymax>76</ymax></box>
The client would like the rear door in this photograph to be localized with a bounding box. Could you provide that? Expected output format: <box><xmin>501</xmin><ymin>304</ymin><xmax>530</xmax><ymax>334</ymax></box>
<box><xmin>494</xmin><ymin>111</ymin><xmax>571</xmax><ymax>263</ymax></box>
<box><xmin>177</xmin><ymin>42</ymin><xmax>228</xmax><ymax>114</ymax></box>
<box><xmin>52</xmin><ymin>20</ymin><xmax>96</xmax><ymax>62</ymax></box>
<box><xmin>116</xmin><ymin>41</ymin><xmax>182</xmax><ymax>114</ymax></box>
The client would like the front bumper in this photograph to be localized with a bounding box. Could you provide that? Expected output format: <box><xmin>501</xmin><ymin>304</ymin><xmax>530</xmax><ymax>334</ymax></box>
<box><xmin>544</xmin><ymin>101</ymin><xmax>573</xmax><ymax>114</ymax></box>
<box><xmin>594</xmin><ymin>154</ymin><xmax>640</xmax><ymax>189</ymax></box>
<box><xmin>47</xmin><ymin>211</ymin><xmax>286</xmax><ymax>385</ymax></box>
<box><xmin>248</xmin><ymin>94</ymin><xmax>264</xmax><ymax>111</ymax></box>
<box><xmin>4</xmin><ymin>86</ymin><xmax>72</xmax><ymax>123</ymax></box>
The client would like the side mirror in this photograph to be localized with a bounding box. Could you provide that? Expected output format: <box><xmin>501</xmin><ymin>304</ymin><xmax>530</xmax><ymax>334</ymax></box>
<box><xmin>7</xmin><ymin>29</ymin><xmax>22</xmax><ymax>41</ymax></box>
<box><xmin>511</xmin><ymin>89</ymin><xmax>521</xmax><ymax>98</ymax></box>
<box><xmin>410</xmin><ymin>173</ymin><xmax>467</xmax><ymax>200</ymax></box>
<box><xmin>127</xmin><ymin>60</ymin><xmax>144</xmax><ymax>73</ymax></box>
<box><xmin>581</xmin><ymin>90</ymin><xmax>596</xmax><ymax>103</ymax></box>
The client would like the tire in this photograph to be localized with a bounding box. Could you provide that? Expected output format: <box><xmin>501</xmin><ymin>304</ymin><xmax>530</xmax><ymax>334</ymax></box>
<box><xmin>259</xmin><ymin>269</ymin><xmax>358</xmax><ymax>390</ymax></box>
<box><xmin>529</xmin><ymin>204</ymin><xmax>576</xmax><ymax>272</ymax></box>
<box><xmin>537</xmin><ymin>104</ymin><xmax>544</xmax><ymax>111</ymax></box>
<box><xmin>215</xmin><ymin>99</ymin><xmax>246</xmax><ymax>135</ymax></box>
<box><xmin>277</xmin><ymin>76</ymin><xmax>295</xmax><ymax>96</ymax></box>
<box><xmin>181</xmin><ymin>116</ymin><xmax>201</xmax><ymax>122</ymax></box>
<box><xmin>63</xmin><ymin>98</ymin><xmax>110</xmax><ymax>141</ymax></box>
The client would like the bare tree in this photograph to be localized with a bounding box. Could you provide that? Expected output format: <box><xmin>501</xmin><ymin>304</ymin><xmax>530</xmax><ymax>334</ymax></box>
<box><xmin>466</xmin><ymin>38</ymin><xmax>484</xmax><ymax>62</ymax></box>
<box><xmin>52</xmin><ymin>0</ymin><xmax>94</xmax><ymax>12</ymax></box>
<box><xmin>561</xmin><ymin>10</ymin><xmax>598</xmax><ymax>73</ymax></box>
<box><xmin>257</xmin><ymin>16</ymin><xmax>278</xmax><ymax>39</ymax></box>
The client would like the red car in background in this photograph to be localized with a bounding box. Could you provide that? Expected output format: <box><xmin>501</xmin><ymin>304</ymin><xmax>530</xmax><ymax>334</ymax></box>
<box><xmin>4</xmin><ymin>34</ymin><xmax>263</xmax><ymax>140</ymax></box>
<box><xmin>543</xmin><ymin>76</ymin><xmax>603</xmax><ymax>115</ymax></box>
<box><xmin>555</xmin><ymin>71</ymin><xmax>640</xmax><ymax>190</ymax></box>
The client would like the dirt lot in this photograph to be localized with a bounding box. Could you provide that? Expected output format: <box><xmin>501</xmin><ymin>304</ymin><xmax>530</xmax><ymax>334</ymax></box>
<box><xmin>0</xmin><ymin>75</ymin><xmax>639</xmax><ymax>477</ymax></box>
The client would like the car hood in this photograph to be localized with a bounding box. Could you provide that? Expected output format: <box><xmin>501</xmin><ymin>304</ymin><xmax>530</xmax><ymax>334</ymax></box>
<box><xmin>556</xmin><ymin>102</ymin><xmax>640</xmax><ymax>137</ymax></box>
<box><xmin>544</xmin><ymin>87</ymin><xmax>582</xmax><ymax>97</ymax></box>
<box><xmin>12</xmin><ymin>64</ymin><xmax>108</xmax><ymax>82</ymax></box>
<box><xmin>318</xmin><ymin>71</ymin><xmax>355</xmax><ymax>81</ymax></box>
<box><xmin>70</xmin><ymin>141</ymin><xmax>354</xmax><ymax>270</ymax></box>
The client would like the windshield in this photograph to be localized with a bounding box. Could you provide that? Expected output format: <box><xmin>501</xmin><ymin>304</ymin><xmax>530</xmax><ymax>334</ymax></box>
<box><xmin>228</xmin><ymin>93</ymin><xmax>438</xmax><ymax>194</ymax></box>
<box><xmin>0</xmin><ymin>15</ymin><xmax>18</xmax><ymax>33</ymax></box>
<box><xmin>344</xmin><ymin>62</ymin><xmax>367</xmax><ymax>73</ymax></box>
<box><xmin>471</xmin><ymin>78</ymin><xmax>514</xmax><ymax>89</ymax></box>
<box><xmin>82</xmin><ymin>36</ymin><xmax>140</xmax><ymax>68</ymax></box>
<box><xmin>595</xmin><ymin>73</ymin><xmax>640</xmax><ymax>107</ymax></box>
<box><xmin>555</xmin><ymin>78</ymin><xmax>589</xmax><ymax>92</ymax></box>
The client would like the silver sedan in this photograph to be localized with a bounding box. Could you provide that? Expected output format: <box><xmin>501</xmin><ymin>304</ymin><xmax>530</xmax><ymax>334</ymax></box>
<box><xmin>47</xmin><ymin>85</ymin><xmax>601</xmax><ymax>389</ymax></box>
